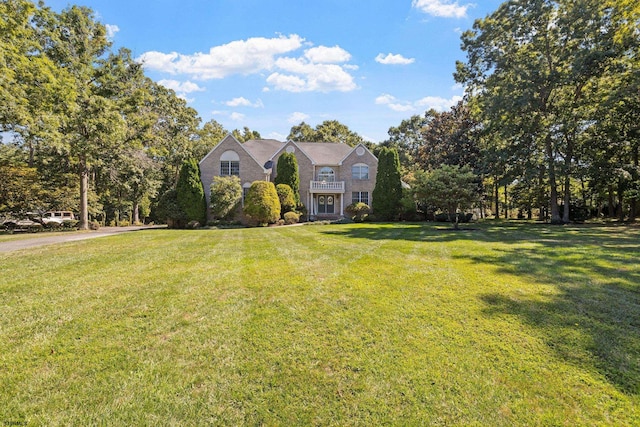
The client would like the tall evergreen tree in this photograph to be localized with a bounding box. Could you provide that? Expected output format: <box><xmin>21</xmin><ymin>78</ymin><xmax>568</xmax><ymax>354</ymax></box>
<box><xmin>176</xmin><ymin>158</ymin><xmax>206</xmax><ymax>224</ymax></box>
<box><xmin>372</xmin><ymin>147</ymin><xmax>403</xmax><ymax>220</ymax></box>
<box><xmin>274</xmin><ymin>152</ymin><xmax>301</xmax><ymax>206</ymax></box>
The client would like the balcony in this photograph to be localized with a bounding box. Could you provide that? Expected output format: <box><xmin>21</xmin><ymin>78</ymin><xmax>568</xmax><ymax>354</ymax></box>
<box><xmin>310</xmin><ymin>180</ymin><xmax>345</xmax><ymax>193</ymax></box>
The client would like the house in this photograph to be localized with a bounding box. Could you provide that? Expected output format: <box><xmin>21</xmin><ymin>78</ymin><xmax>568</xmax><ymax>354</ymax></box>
<box><xmin>199</xmin><ymin>134</ymin><xmax>378</xmax><ymax>220</ymax></box>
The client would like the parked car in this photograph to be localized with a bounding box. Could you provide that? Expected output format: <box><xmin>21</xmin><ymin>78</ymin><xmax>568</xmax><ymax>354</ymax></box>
<box><xmin>42</xmin><ymin>211</ymin><xmax>75</xmax><ymax>225</ymax></box>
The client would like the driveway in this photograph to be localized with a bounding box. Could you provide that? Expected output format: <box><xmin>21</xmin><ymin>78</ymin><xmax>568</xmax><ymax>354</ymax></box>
<box><xmin>0</xmin><ymin>226</ymin><xmax>163</xmax><ymax>253</ymax></box>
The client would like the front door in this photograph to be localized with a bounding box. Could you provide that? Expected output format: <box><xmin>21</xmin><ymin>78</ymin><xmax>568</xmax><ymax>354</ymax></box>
<box><xmin>317</xmin><ymin>195</ymin><xmax>335</xmax><ymax>214</ymax></box>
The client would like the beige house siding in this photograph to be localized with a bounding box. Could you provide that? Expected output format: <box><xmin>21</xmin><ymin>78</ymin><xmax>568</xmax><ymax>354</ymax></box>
<box><xmin>200</xmin><ymin>136</ymin><xmax>379</xmax><ymax>220</ymax></box>
<box><xmin>199</xmin><ymin>135</ymin><xmax>266</xmax><ymax>215</ymax></box>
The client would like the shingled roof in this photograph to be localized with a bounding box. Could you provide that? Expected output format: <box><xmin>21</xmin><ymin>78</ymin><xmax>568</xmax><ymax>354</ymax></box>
<box><xmin>242</xmin><ymin>139</ymin><xmax>356</xmax><ymax>166</ymax></box>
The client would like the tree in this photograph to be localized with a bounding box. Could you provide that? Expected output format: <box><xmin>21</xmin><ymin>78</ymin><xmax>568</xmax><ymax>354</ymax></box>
<box><xmin>232</xmin><ymin>126</ymin><xmax>261</xmax><ymax>143</ymax></box>
<box><xmin>380</xmin><ymin>114</ymin><xmax>429</xmax><ymax>174</ymax></box>
<box><xmin>416</xmin><ymin>102</ymin><xmax>481</xmax><ymax>173</ymax></box>
<box><xmin>288</xmin><ymin>120</ymin><xmax>366</xmax><ymax>147</ymax></box>
<box><xmin>34</xmin><ymin>4</ymin><xmax>126</xmax><ymax>229</ymax></box>
<box><xmin>372</xmin><ymin>147</ymin><xmax>403</xmax><ymax>220</ymax></box>
<box><xmin>413</xmin><ymin>165</ymin><xmax>478</xmax><ymax>230</ymax></box>
<box><xmin>244</xmin><ymin>181</ymin><xmax>280</xmax><ymax>226</ymax></box>
<box><xmin>456</xmin><ymin>0</ymin><xmax>629</xmax><ymax>223</ymax></box>
<box><xmin>276</xmin><ymin>184</ymin><xmax>296</xmax><ymax>214</ymax></box>
<box><xmin>176</xmin><ymin>158</ymin><xmax>206</xmax><ymax>225</ymax></box>
<box><xmin>274</xmin><ymin>152</ymin><xmax>301</xmax><ymax>206</ymax></box>
<box><xmin>209</xmin><ymin>175</ymin><xmax>242</xmax><ymax>220</ymax></box>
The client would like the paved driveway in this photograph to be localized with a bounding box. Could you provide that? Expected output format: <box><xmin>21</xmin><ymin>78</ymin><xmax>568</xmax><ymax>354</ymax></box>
<box><xmin>0</xmin><ymin>226</ymin><xmax>163</xmax><ymax>253</ymax></box>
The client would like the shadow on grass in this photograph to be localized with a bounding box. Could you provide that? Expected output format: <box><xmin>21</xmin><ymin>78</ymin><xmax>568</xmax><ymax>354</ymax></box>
<box><xmin>322</xmin><ymin>222</ymin><xmax>640</xmax><ymax>395</ymax></box>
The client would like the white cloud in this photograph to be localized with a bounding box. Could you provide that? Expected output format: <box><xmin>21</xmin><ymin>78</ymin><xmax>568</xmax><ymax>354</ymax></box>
<box><xmin>412</xmin><ymin>0</ymin><xmax>470</xmax><ymax>18</ymax></box>
<box><xmin>375</xmin><ymin>94</ymin><xmax>413</xmax><ymax>111</ymax></box>
<box><xmin>225</xmin><ymin>97</ymin><xmax>264</xmax><ymax>108</ymax></box>
<box><xmin>416</xmin><ymin>95</ymin><xmax>463</xmax><ymax>110</ymax></box>
<box><xmin>230</xmin><ymin>112</ymin><xmax>245</xmax><ymax>121</ymax></box>
<box><xmin>268</xmin><ymin>57</ymin><xmax>357</xmax><ymax>92</ymax></box>
<box><xmin>158</xmin><ymin>79</ymin><xmax>205</xmax><ymax>94</ymax></box>
<box><xmin>304</xmin><ymin>45</ymin><xmax>351</xmax><ymax>63</ymax></box>
<box><xmin>138</xmin><ymin>34</ymin><xmax>305</xmax><ymax>79</ymax></box>
<box><xmin>376</xmin><ymin>93</ymin><xmax>462</xmax><ymax>112</ymax></box>
<box><xmin>288</xmin><ymin>112</ymin><xmax>310</xmax><ymax>124</ymax></box>
<box><xmin>105</xmin><ymin>24</ymin><xmax>119</xmax><ymax>40</ymax></box>
<box><xmin>375</xmin><ymin>53</ymin><xmax>415</xmax><ymax>65</ymax></box>
<box><xmin>139</xmin><ymin>35</ymin><xmax>358</xmax><ymax>93</ymax></box>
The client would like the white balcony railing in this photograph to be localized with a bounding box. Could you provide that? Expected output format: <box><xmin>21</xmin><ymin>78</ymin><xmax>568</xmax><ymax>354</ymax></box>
<box><xmin>310</xmin><ymin>180</ymin><xmax>345</xmax><ymax>193</ymax></box>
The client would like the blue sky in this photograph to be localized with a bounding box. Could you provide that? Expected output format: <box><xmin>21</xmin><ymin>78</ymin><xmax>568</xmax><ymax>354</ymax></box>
<box><xmin>45</xmin><ymin>0</ymin><xmax>503</xmax><ymax>143</ymax></box>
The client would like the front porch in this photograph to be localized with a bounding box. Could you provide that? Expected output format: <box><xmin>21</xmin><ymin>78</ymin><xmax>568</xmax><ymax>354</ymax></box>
<box><xmin>307</xmin><ymin>191</ymin><xmax>345</xmax><ymax>219</ymax></box>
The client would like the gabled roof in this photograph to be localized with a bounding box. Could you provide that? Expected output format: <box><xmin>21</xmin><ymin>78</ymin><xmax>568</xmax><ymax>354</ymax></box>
<box><xmin>294</xmin><ymin>142</ymin><xmax>353</xmax><ymax>165</ymax></box>
<box><xmin>201</xmin><ymin>136</ymin><xmax>376</xmax><ymax>168</ymax></box>
<box><xmin>243</xmin><ymin>139</ymin><xmax>284</xmax><ymax>168</ymax></box>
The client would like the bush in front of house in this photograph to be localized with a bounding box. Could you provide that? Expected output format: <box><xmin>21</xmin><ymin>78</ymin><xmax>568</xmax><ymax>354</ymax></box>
<box><xmin>176</xmin><ymin>158</ymin><xmax>206</xmax><ymax>225</ymax></box>
<box><xmin>210</xmin><ymin>175</ymin><xmax>242</xmax><ymax>220</ymax></box>
<box><xmin>156</xmin><ymin>188</ymin><xmax>188</xmax><ymax>228</ymax></box>
<box><xmin>244</xmin><ymin>181</ymin><xmax>281</xmax><ymax>226</ymax></box>
<box><xmin>345</xmin><ymin>202</ymin><xmax>371</xmax><ymax>222</ymax></box>
<box><xmin>276</xmin><ymin>184</ymin><xmax>296</xmax><ymax>215</ymax></box>
<box><xmin>283</xmin><ymin>211</ymin><xmax>300</xmax><ymax>225</ymax></box>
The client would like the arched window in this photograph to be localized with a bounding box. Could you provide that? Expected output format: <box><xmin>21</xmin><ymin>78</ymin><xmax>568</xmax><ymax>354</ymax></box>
<box><xmin>352</xmin><ymin>163</ymin><xmax>369</xmax><ymax>180</ymax></box>
<box><xmin>317</xmin><ymin>167</ymin><xmax>335</xmax><ymax>182</ymax></box>
<box><xmin>220</xmin><ymin>150</ymin><xmax>240</xmax><ymax>176</ymax></box>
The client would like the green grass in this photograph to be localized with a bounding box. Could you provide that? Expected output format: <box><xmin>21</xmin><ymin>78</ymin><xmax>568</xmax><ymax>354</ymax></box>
<box><xmin>1</xmin><ymin>222</ymin><xmax>638</xmax><ymax>425</ymax></box>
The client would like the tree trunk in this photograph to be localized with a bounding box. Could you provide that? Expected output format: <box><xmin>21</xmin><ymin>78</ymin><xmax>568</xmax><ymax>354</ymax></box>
<box><xmin>504</xmin><ymin>184</ymin><xmax>508</xmax><ymax>219</ymax></box>
<box><xmin>538</xmin><ymin>165</ymin><xmax>546</xmax><ymax>221</ymax></box>
<box><xmin>631</xmin><ymin>145</ymin><xmax>639</xmax><ymax>221</ymax></box>
<box><xmin>494</xmin><ymin>178</ymin><xmax>500</xmax><ymax>218</ymax></box>
<box><xmin>563</xmin><ymin>173</ymin><xmax>571</xmax><ymax>223</ymax></box>
<box><xmin>608</xmin><ymin>184</ymin><xmax>615</xmax><ymax>218</ymax></box>
<box><xmin>79</xmin><ymin>158</ymin><xmax>89</xmax><ymax>230</ymax></box>
<box><xmin>545</xmin><ymin>135</ymin><xmax>562</xmax><ymax>224</ymax></box>
<box><xmin>133</xmin><ymin>201</ymin><xmax>140</xmax><ymax>224</ymax></box>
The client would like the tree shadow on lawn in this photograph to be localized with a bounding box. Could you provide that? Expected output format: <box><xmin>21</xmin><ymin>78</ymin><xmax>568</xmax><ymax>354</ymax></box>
<box><xmin>322</xmin><ymin>222</ymin><xmax>640</xmax><ymax>395</ymax></box>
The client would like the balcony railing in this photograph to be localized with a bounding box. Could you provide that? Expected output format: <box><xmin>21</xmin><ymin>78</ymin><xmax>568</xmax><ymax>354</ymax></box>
<box><xmin>310</xmin><ymin>180</ymin><xmax>345</xmax><ymax>192</ymax></box>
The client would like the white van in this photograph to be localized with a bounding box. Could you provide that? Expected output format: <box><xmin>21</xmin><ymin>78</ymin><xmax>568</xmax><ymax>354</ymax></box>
<box><xmin>43</xmin><ymin>211</ymin><xmax>75</xmax><ymax>224</ymax></box>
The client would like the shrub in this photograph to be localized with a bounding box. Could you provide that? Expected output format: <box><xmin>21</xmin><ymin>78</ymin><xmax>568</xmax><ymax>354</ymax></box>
<box><xmin>274</xmin><ymin>152</ymin><xmax>301</xmax><ymax>206</ymax></box>
<box><xmin>284</xmin><ymin>211</ymin><xmax>300</xmax><ymax>225</ymax></box>
<box><xmin>244</xmin><ymin>181</ymin><xmax>281</xmax><ymax>226</ymax></box>
<box><xmin>372</xmin><ymin>147</ymin><xmax>403</xmax><ymax>220</ymax></box>
<box><xmin>345</xmin><ymin>202</ymin><xmax>371</xmax><ymax>222</ymax></box>
<box><xmin>210</xmin><ymin>176</ymin><xmax>242</xmax><ymax>220</ymax></box>
<box><xmin>276</xmin><ymin>184</ymin><xmax>296</xmax><ymax>214</ymax></box>
<box><xmin>176</xmin><ymin>159</ymin><xmax>206</xmax><ymax>224</ymax></box>
<box><xmin>156</xmin><ymin>189</ymin><xmax>188</xmax><ymax>229</ymax></box>
<box><xmin>89</xmin><ymin>220</ymin><xmax>100</xmax><ymax>230</ymax></box>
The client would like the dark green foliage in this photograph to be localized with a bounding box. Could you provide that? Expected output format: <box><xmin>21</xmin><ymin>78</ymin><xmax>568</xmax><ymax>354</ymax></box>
<box><xmin>156</xmin><ymin>188</ymin><xmax>187</xmax><ymax>228</ymax></box>
<box><xmin>372</xmin><ymin>147</ymin><xmax>403</xmax><ymax>221</ymax></box>
<box><xmin>345</xmin><ymin>202</ymin><xmax>371</xmax><ymax>222</ymax></box>
<box><xmin>210</xmin><ymin>175</ymin><xmax>242</xmax><ymax>220</ymax></box>
<box><xmin>276</xmin><ymin>184</ymin><xmax>296</xmax><ymax>214</ymax></box>
<box><xmin>176</xmin><ymin>159</ymin><xmax>206</xmax><ymax>225</ymax></box>
<box><xmin>274</xmin><ymin>153</ymin><xmax>301</xmax><ymax>206</ymax></box>
<box><xmin>244</xmin><ymin>181</ymin><xmax>281</xmax><ymax>226</ymax></box>
<box><xmin>413</xmin><ymin>164</ymin><xmax>478</xmax><ymax>229</ymax></box>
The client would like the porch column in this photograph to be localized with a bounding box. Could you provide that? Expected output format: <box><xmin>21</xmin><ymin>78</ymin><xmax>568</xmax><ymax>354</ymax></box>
<box><xmin>340</xmin><ymin>194</ymin><xmax>344</xmax><ymax>216</ymax></box>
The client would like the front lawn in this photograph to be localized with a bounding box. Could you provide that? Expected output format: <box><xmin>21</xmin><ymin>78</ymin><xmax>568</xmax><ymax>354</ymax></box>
<box><xmin>1</xmin><ymin>223</ymin><xmax>638</xmax><ymax>425</ymax></box>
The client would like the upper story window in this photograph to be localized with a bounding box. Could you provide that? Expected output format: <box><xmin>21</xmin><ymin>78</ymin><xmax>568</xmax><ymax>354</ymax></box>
<box><xmin>352</xmin><ymin>163</ymin><xmax>369</xmax><ymax>180</ymax></box>
<box><xmin>220</xmin><ymin>150</ymin><xmax>240</xmax><ymax>176</ymax></box>
<box><xmin>317</xmin><ymin>167</ymin><xmax>335</xmax><ymax>182</ymax></box>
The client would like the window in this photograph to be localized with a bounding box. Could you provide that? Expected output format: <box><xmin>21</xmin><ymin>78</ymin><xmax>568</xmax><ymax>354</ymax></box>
<box><xmin>220</xmin><ymin>150</ymin><xmax>240</xmax><ymax>176</ymax></box>
<box><xmin>317</xmin><ymin>167</ymin><xmax>335</xmax><ymax>182</ymax></box>
<box><xmin>352</xmin><ymin>192</ymin><xmax>369</xmax><ymax>205</ymax></box>
<box><xmin>352</xmin><ymin>163</ymin><xmax>369</xmax><ymax>180</ymax></box>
